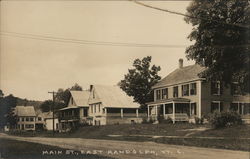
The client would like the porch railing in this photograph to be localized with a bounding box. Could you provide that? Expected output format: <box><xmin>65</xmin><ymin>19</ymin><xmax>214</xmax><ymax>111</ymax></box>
<box><xmin>165</xmin><ymin>113</ymin><xmax>189</xmax><ymax>122</ymax></box>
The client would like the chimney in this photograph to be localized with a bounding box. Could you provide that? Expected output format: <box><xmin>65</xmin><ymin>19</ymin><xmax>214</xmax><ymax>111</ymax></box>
<box><xmin>179</xmin><ymin>58</ymin><xmax>183</xmax><ymax>68</ymax></box>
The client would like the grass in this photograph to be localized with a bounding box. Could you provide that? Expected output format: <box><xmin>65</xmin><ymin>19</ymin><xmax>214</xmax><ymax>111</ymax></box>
<box><xmin>0</xmin><ymin>138</ymin><xmax>113</xmax><ymax>159</ymax></box>
<box><xmin>6</xmin><ymin>123</ymin><xmax>250</xmax><ymax>151</ymax></box>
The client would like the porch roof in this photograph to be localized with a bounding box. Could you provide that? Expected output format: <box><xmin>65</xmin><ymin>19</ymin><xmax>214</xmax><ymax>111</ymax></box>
<box><xmin>147</xmin><ymin>98</ymin><xmax>190</xmax><ymax>106</ymax></box>
<box><xmin>59</xmin><ymin>106</ymin><xmax>80</xmax><ymax>111</ymax></box>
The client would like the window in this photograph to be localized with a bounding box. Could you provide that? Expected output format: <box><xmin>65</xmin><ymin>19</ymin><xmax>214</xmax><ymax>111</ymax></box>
<box><xmin>211</xmin><ymin>81</ymin><xmax>222</xmax><ymax>95</ymax></box>
<box><xmin>30</xmin><ymin>117</ymin><xmax>34</xmax><ymax>121</ymax></box>
<box><xmin>98</xmin><ymin>104</ymin><xmax>101</xmax><ymax>112</ymax></box>
<box><xmin>211</xmin><ymin>101</ymin><xmax>223</xmax><ymax>113</ymax></box>
<box><xmin>94</xmin><ymin>105</ymin><xmax>96</xmax><ymax>113</ymax></box>
<box><xmin>38</xmin><ymin>117</ymin><xmax>42</xmax><ymax>121</ymax></box>
<box><xmin>161</xmin><ymin>88</ymin><xmax>168</xmax><ymax>99</ymax></box>
<box><xmin>182</xmin><ymin>84</ymin><xmax>189</xmax><ymax>96</ymax></box>
<box><xmin>190</xmin><ymin>83</ymin><xmax>197</xmax><ymax>95</ymax></box>
<box><xmin>231</xmin><ymin>83</ymin><xmax>241</xmax><ymax>95</ymax></box>
<box><xmin>173</xmin><ymin>86</ymin><xmax>178</xmax><ymax>98</ymax></box>
<box><xmin>83</xmin><ymin>108</ymin><xmax>88</xmax><ymax>117</ymax></box>
<box><xmin>22</xmin><ymin>118</ymin><xmax>25</xmax><ymax>122</ymax></box>
<box><xmin>190</xmin><ymin>103</ymin><xmax>197</xmax><ymax>115</ymax></box>
<box><xmin>71</xmin><ymin>98</ymin><xmax>74</xmax><ymax>105</ymax></box>
<box><xmin>156</xmin><ymin>90</ymin><xmax>161</xmax><ymax>100</ymax></box>
<box><xmin>26</xmin><ymin>117</ymin><xmax>30</xmax><ymax>121</ymax></box>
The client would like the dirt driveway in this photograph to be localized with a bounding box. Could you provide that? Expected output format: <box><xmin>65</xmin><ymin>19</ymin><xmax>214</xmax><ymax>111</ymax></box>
<box><xmin>0</xmin><ymin>133</ymin><xmax>248</xmax><ymax>159</ymax></box>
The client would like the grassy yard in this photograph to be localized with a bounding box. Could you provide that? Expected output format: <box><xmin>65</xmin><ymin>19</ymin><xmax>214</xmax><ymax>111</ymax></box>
<box><xmin>6</xmin><ymin>123</ymin><xmax>250</xmax><ymax>151</ymax></box>
<box><xmin>0</xmin><ymin>138</ymin><xmax>113</xmax><ymax>159</ymax></box>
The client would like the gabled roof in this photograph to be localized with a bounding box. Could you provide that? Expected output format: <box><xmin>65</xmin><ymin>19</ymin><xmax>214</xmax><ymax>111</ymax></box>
<box><xmin>70</xmin><ymin>90</ymin><xmax>90</xmax><ymax>106</ymax></box>
<box><xmin>153</xmin><ymin>64</ymin><xmax>206</xmax><ymax>89</ymax></box>
<box><xmin>15</xmin><ymin>106</ymin><xmax>36</xmax><ymax>117</ymax></box>
<box><xmin>89</xmin><ymin>85</ymin><xmax>140</xmax><ymax>108</ymax></box>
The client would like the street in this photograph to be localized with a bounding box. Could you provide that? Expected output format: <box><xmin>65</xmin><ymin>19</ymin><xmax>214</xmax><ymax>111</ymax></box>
<box><xmin>0</xmin><ymin>133</ymin><xmax>248</xmax><ymax>159</ymax></box>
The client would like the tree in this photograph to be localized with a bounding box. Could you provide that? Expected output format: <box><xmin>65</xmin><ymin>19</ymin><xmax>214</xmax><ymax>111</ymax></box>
<box><xmin>119</xmin><ymin>56</ymin><xmax>161</xmax><ymax>109</ymax></box>
<box><xmin>39</xmin><ymin>100</ymin><xmax>66</xmax><ymax>112</ymax></box>
<box><xmin>55</xmin><ymin>83</ymin><xmax>83</xmax><ymax>104</ymax></box>
<box><xmin>0</xmin><ymin>89</ymin><xmax>4</xmax><ymax>98</ymax></box>
<box><xmin>185</xmin><ymin>0</ymin><xmax>250</xmax><ymax>92</ymax></box>
<box><xmin>6</xmin><ymin>108</ymin><xmax>18</xmax><ymax>129</ymax></box>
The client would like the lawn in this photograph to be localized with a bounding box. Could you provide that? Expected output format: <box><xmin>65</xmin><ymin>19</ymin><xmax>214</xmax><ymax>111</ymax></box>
<box><xmin>6</xmin><ymin>123</ymin><xmax>250</xmax><ymax>151</ymax></box>
<box><xmin>0</xmin><ymin>138</ymin><xmax>113</xmax><ymax>159</ymax></box>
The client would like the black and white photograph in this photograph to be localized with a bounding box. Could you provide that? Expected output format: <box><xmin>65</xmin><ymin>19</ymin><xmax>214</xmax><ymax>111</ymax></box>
<box><xmin>0</xmin><ymin>0</ymin><xmax>249</xmax><ymax>159</ymax></box>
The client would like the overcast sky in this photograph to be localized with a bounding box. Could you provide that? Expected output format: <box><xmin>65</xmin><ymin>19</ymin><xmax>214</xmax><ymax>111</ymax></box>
<box><xmin>0</xmin><ymin>1</ymin><xmax>195</xmax><ymax>101</ymax></box>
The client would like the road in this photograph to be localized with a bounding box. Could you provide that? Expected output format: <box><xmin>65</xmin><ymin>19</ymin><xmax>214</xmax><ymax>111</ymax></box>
<box><xmin>0</xmin><ymin>133</ymin><xmax>248</xmax><ymax>159</ymax></box>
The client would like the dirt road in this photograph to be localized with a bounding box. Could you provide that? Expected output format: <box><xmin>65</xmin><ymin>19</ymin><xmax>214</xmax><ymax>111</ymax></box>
<box><xmin>0</xmin><ymin>133</ymin><xmax>248</xmax><ymax>159</ymax></box>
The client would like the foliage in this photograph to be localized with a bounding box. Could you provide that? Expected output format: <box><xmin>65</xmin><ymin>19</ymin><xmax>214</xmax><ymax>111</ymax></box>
<box><xmin>55</xmin><ymin>83</ymin><xmax>83</xmax><ymax>104</ymax></box>
<box><xmin>119</xmin><ymin>56</ymin><xmax>161</xmax><ymax>109</ymax></box>
<box><xmin>6</xmin><ymin>108</ymin><xmax>18</xmax><ymax>129</ymax></box>
<box><xmin>0</xmin><ymin>94</ymin><xmax>17</xmax><ymax>128</ymax></box>
<box><xmin>0</xmin><ymin>89</ymin><xmax>4</xmax><ymax>97</ymax></box>
<box><xmin>208</xmin><ymin>111</ymin><xmax>243</xmax><ymax>129</ymax></box>
<box><xmin>195</xmin><ymin>116</ymin><xmax>204</xmax><ymax>125</ymax></box>
<box><xmin>185</xmin><ymin>0</ymin><xmax>250</xmax><ymax>92</ymax></box>
<box><xmin>159</xmin><ymin>116</ymin><xmax>173</xmax><ymax>124</ymax></box>
<box><xmin>39</xmin><ymin>100</ymin><xmax>66</xmax><ymax>112</ymax></box>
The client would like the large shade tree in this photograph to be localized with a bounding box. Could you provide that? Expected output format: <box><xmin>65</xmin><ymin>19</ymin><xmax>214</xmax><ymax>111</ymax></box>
<box><xmin>119</xmin><ymin>56</ymin><xmax>161</xmax><ymax>109</ymax></box>
<box><xmin>185</xmin><ymin>0</ymin><xmax>250</xmax><ymax>92</ymax></box>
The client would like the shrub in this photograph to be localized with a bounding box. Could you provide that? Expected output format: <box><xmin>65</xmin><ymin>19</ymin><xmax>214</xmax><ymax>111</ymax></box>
<box><xmin>194</xmin><ymin>116</ymin><xmax>204</xmax><ymax>125</ymax></box>
<box><xmin>141</xmin><ymin>118</ymin><xmax>154</xmax><ymax>124</ymax></box>
<box><xmin>208</xmin><ymin>111</ymin><xmax>243</xmax><ymax>129</ymax></box>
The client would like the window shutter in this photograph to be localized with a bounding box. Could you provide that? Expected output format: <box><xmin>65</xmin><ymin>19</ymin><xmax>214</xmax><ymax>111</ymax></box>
<box><xmin>220</xmin><ymin>82</ymin><xmax>223</xmax><ymax>95</ymax></box>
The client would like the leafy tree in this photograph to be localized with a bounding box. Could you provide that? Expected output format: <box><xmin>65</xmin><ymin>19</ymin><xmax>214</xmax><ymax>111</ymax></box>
<box><xmin>55</xmin><ymin>83</ymin><xmax>83</xmax><ymax>105</ymax></box>
<box><xmin>0</xmin><ymin>94</ymin><xmax>17</xmax><ymax>128</ymax></box>
<box><xmin>0</xmin><ymin>89</ymin><xmax>4</xmax><ymax>98</ymax></box>
<box><xmin>119</xmin><ymin>56</ymin><xmax>161</xmax><ymax>109</ymax></box>
<box><xmin>6</xmin><ymin>108</ymin><xmax>18</xmax><ymax>129</ymax></box>
<box><xmin>40</xmin><ymin>100</ymin><xmax>66</xmax><ymax>112</ymax></box>
<box><xmin>185</xmin><ymin>0</ymin><xmax>250</xmax><ymax>92</ymax></box>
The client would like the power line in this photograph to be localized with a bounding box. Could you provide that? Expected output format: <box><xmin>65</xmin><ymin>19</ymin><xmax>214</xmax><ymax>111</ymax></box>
<box><xmin>132</xmin><ymin>0</ymin><xmax>250</xmax><ymax>30</ymax></box>
<box><xmin>0</xmin><ymin>31</ymin><xmax>188</xmax><ymax>48</ymax></box>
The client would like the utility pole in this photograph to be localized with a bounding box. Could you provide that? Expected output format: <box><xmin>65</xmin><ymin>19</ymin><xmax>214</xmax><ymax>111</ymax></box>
<box><xmin>48</xmin><ymin>91</ymin><xmax>56</xmax><ymax>136</ymax></box>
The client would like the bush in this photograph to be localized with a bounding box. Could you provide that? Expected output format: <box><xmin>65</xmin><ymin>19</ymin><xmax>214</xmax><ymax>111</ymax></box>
<box><xmin>141</xmin><ymin>118</ymin><xmax>154</xmax><ymax>124</ymax></box>
<box><xmin>195</xmin><ymin>116</ymin><xmax>204</xmax><ymax>125</ymax></box>
<box><xmin>208</xmin><ymin>111</ymin><xmax>243</xmax><ymax>129</ymax></box>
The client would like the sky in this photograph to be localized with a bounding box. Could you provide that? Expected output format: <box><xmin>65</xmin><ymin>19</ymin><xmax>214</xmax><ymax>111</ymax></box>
<box><xmin>0</xmin><ymin>0</ymin><xmax>195</xmax><ymax>101</ymax></box>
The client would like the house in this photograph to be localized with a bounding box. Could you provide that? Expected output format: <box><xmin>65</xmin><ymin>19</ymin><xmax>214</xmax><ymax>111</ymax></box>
<box><xmin>40</xmin><ymin>111</ymin><xmax>59</xmax><ymax>131</ymax></box>
<box><xmin>15</xmin><ymin>106</ymin><xmax>36</xmax><ymax>131</ymax></box>
<box><xmin>58</xmin><ymin>90</ymin><xmax>90</xmax><ymax>132</ymax></box>
<box><xmin>88</xmin><ymin>85</ymin><xmax>143</xmax><ymax>125</ymax></box>
<box><xmin>147</xmin><ymin>59</ymin><xmax>250</xmax><ymax>123</ymax></box>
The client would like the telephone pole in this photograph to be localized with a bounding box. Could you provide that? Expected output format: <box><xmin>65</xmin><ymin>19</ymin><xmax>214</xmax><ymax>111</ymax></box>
<box><xmin>48</xmin><ymin>91</ymin><xmax>56</xmax><ymax>136</ymax></box>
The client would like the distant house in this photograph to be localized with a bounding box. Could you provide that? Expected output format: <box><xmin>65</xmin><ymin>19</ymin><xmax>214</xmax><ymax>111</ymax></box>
<box><xmin>58</xmin><ymin>90</ymin><xmax>89</xmax><ymax>132</ymax></box>
<box><xmin>15</xmin><ymin>106</ymin><xmax>36</xmax><ymax>131</ymax></box>
<box><xmin>147</xmin><ymin>59</ymin><xmax>250</xmax><ymax>123</ymax></box>
<box><xmin>88</xmin><ymin>85</ymin><xmax>143</xmax><ymax>125</ymax></box>
<box><xmin>38</xmin><ymin>111</ymin><xmax>59</xmax><ymax>131</ymax></box>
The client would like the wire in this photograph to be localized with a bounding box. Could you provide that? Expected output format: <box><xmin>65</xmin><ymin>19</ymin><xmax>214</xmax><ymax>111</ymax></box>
<box><xmin>0</xmin><ymin>31</ymin><xmax>188</xmax><ymax>48</ymax></box>
<box><xmin>131</xmin><ymin>0</ymin><xmax>250</xmax><ymax>30</ymax></box>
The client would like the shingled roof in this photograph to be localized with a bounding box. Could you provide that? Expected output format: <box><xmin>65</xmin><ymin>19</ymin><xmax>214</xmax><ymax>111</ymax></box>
<box><xmin>15</xmin><ymin>106</ymin><xmax>36</xmax><ymax>117</ymax></box>
<box><xmin>70</xmin><ymin>90</ymin><xmax>90</xmax><ymax>106</ymax></box>
<box><xmin>89</xmin><ymin>85</ymin><xmax>140</xmax><ymax>108</ymax></box>
<box><xmin>152</xmin><ymin>64</ymin><xmax>206</xmax><ymax>89</ymax></box>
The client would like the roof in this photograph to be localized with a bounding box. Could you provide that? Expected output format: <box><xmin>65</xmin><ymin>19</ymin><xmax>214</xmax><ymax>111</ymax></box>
<box><xmin>89</xmin><ymin>85</ymin><xmax>140</xmax><ymax>108</ymax></box>
<box><xmin>15</xmin><ymin>106</ymin><xmax>36</xmax><ymax>117</ymax></box>
<box><xmin>153</xmin><ymin>64</ymin><xmax>206</xmax><ymax>89</ymax></box>
<box><xmin>70</xmin><ymin>90</ymin><xmax>90</xmax><ymax>106</ymax></box>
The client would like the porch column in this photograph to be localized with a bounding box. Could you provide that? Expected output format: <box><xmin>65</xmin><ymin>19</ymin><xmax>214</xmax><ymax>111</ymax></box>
<box><xmin>105</xmin><ymin>108</ymin><xmax>107</xmax><ymax>116</ymax></box>
<box><xmin>155</xmin><ymin>105</ymin><xmax>158</xmax><ymax>120</ymax></box>
<box><xmin>136</xmin><ymin>109</ymin><xmax>139</xmax><ymax>118</ymax></box>
<box><xmin>147</xmin><ymin>105</ymin><xmax>150</xmax><ymax>120</ymax></box>
<box><xmin>189</xmin><ymin>103</ymin><xmax>191</xmax><ymax>116</ymax></box>
<box><xmin>173</xmin><ymin>102</ymin><xmax>175</xmax><ymax>124</ymax></box>
<box><xmin>163</xmin><ymin>104</ymin><xmax>166</xmax><ymax>119</ymax></box>
<box><xmin>242</xmin><ymin>103</ymin><xmax>244</xmax><ymax>115</ymax></box>
<box><xmin>121</xmin><ymin>108</ymin><xmax>123</xmax><ymax>118</ymax></box>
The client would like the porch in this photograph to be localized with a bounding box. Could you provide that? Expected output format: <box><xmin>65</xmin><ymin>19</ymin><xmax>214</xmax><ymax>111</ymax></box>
<box><xmin>147</xmin><ymin>98</ymin><xmax>197</xmax><ymax>123</ymax></box>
